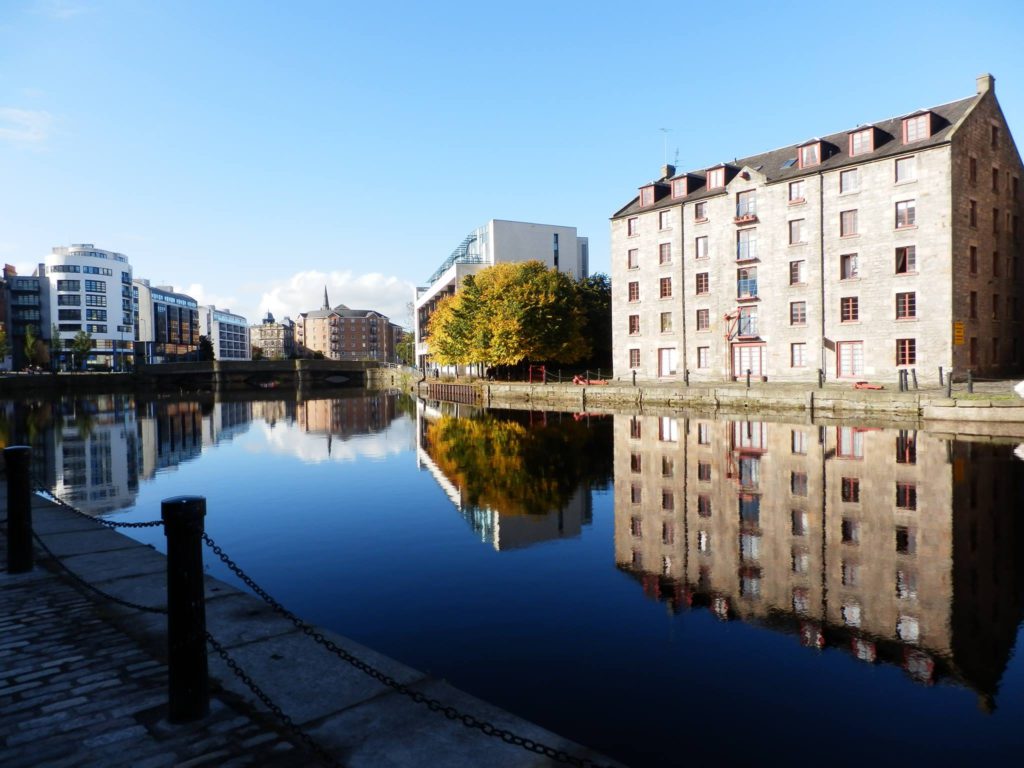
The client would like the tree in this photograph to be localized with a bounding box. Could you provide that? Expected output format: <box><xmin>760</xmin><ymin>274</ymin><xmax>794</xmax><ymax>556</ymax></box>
<box><xmin>576</xmin><ymin>273</ymin><xmax>612</xmax><ymax>370</ymax></box>
<box><xmin>396</xmin><ymin>330</ymin><xmax>415</xmax><ymax>366</ymax></box>
<box><xmin>23</xmin><ymin>325</ymin><xmax>49</xmax><ymax>368</ymax></box>
<box><xmin>198</xmin><ymin>335</ymin><xmax>215</xmax><ymax>361</ymax></box>
<box><xmin>0</xmin><ymin>326</ymin><xmax>10</xmax><ymax>369</ymax></box>
<box><xmin>251</xmin><ymin>345</ymin><xmax>264</xmax><ymax>361</ymax></box>
<box><xmin>71</xmin><ymin>330</ymin><xmax>94</xmax><ymax>371</ymax></box>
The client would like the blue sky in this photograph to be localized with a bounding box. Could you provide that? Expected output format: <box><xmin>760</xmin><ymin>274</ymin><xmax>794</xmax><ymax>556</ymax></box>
<box><xmin>2</xmin><ymin>0</ymin><xmax>1022</xmax><ymax>328</ymax></box>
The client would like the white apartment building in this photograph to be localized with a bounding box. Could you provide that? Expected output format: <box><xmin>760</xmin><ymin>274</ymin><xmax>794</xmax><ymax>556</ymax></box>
<box><xmin>40</xmin><ymin>244</ymin><xmax>134</xmax><ymax>371</ymax></box>
<box><xmin>611</xmin><ymin>74</ymin><xmax>1023</xmax><ymax>383</ymax></box>
<box><xmin>199</xmin><ymin>305</ymin><xmax>251</xmax><ymax>360</ymax></box>
<box><xmin>414</xmin><ymin>219</ymin><xmax>589</xmax><ymax>369</ymax></box>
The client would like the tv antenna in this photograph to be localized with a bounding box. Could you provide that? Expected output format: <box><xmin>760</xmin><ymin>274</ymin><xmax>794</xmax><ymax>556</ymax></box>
<box><xmin>659</xmin><ymin>128</ymin><xmax>673</xmax><ymax>165</ymax></box>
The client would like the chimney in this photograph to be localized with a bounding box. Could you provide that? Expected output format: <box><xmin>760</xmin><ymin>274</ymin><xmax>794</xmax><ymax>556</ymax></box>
<box><xmin>661</xmin><ymin>164</ymin><xmax>676</xmax><ymax>180</ymax></box>
<box><xmin>976</xmin><ymin>73</ymin><xmax>994</xmax><ymax>95</ymax></box>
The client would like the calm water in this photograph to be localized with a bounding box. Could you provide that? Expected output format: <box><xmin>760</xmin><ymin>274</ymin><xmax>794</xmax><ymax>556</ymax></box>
<box><xmin>2</xmin><ymin>391</ymin><xmax>1023</xmax><ymax>767</ymax></box>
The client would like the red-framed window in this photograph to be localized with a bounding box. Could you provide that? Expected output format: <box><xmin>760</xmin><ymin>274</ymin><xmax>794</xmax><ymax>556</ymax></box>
<box><xmin>707</xmin><ymin>167</ymin><xmax>725</xmax><ymax>188</ymax></box>
<box><xmin>627</xmin><ymin>248</ymin><xmax>638</xmax><ymax>269</ymax></box>
<box><xmin>627</xmin><ymin>216</ymin><xmax>639</xmax><ymax>236</ymax></box>
<box><xmin>628</xmin><ymin>349</ymin><xmax>640</xmax><ymax>368</ymax></box>
<box><xmin>896</xmin><ymin>338</ymin><xmax>916</xmax><ymax>365</ymax></box>
<box><xmin>896</xmin><ymin>246</ymin><xmax>916</xmax><ymax>274</ymax></box>
<box><xmin>896</xmin><ymin>200</ymin><xmax>916</xmax><ymax>228</ymax></box>
<box><xmin>695</xmin><ymin>235</ymin><xmax>708</xmax><ymax>259</ymax></box>
<box><xmin>639</xmin><ymin>186</ymin><xmax>654</xmax><ymax>206</ymax></box>
<box><xmin>695</xmin><ymin>272</ymin><xmax>709</xmax><ymax>295</ymax></box>
<box><xmin>896</xmin><ymin>292</ymin><xmax>916</xmax><ymax>319</ymax></box>
<box><xmin>628</xmin><ymin>281</ymin><xmax>639</xmax><ymax>302</ymax></box>
<box><xmin>628</xmin><ymin>314</ymin><xmax>640</xmax><ymax>335</ymax></box>
<box><xmin>790</xmin><ymin>301</ymin><xmax>806</xmax><ymax>325</ymax></box>
<box><xmin>659</xmin><ymin>242</ymin><xmax>672</xmax><ymax>264</ymax></box>
<box><xmin>659</xmin><ymin>277</ymin><xmax>672</xmax><ymax>298</ymax></box>
<box><xmin>841</xmin><ymin>296</ymin><xmax>859</xmax><ymax>322</ymax></box>
<box><xmin>849</xmin><ymin>128</ymin><xmax>873</xmax><ymax>156</ymax></box>
<box><xmin>696</xmin><ymin>309</ymin><xmax>709</xmax><ymax>330</ymax></box>
<box><xmin>896</xmin><ymin>482</ymin><xmax>917</xmax><ymax>510</ymax></box>
<box><xmin>840</xmin><ymin>209</ymin><xmax>858</xmax><ymax>237</ymax></box>
<box><xmin>798</xmin><ymin>143</ymin><xmax>820</xmax><ymax>168</ymax></box>
<box><xmin>903</xmin><ymin>113</ymin><xmax>930</xmax><ymax>143</ymax></box>
<box><xmin>841</xmin><ymin>477</ymin><xmax>860</xmax><ymax>502</ymax></box>
<box><xmin>789</xmin><ymin>180</ymin><xmax>805</xmax><ymax>202</ymax></box>
<box><xmin>790</xmin><ymin>260</ymin><xmax>806</xmax><ymax>285</ymax></box>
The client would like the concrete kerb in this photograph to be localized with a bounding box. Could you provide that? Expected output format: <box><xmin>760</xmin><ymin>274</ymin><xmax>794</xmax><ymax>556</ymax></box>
<box><xmin>3</xmin><ymin>494</ymin><xmax>622</xmax><ymax>768</ymax></box>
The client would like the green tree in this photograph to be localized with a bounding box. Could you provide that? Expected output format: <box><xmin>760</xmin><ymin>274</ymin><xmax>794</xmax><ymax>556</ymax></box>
<box><xmin>71</xmin><ymin>330</ymin><xmax>94</xmax><ymax>371</ymax></box>
<box><xmin>198</xmin><ymin>335</ymin><xmax>215</xmax><ymax>361</ymax></box>
<box><xmin>576</xmin><ymin>273</ymin><xmax>611</xmax><ymax>370</ymax></box>
<box><xmin>0</xmin><ymin>326</ymin><xmax>11</xmax><ymax>368</ymax></box>
<box><xmin>396</xmin><ymin>330</ymin><xmax>415</xmax><ymax>366</ymax></box>
<box><xmin>23</xmin><ymin>325</ymin><xmax>50</xmax><ymax>368</ymax></box>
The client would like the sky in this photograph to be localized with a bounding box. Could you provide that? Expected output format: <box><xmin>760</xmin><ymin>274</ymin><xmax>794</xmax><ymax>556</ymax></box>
<box><xmin>2</xmin><ymin>0</ymin><xmax>1023</xmax><ymax>329</ymax></box>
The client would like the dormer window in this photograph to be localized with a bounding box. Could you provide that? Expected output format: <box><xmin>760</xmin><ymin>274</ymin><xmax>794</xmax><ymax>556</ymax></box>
<box><xmin>639</xmin><ymin>186</ymin><xmax>655</xmax><ymax>207</ymax></box>
<box><xmin>903</xmin><ymin>113</ymin><xmax>932</xmax><ymax>144</ymax></box>
<box><xmin>849</xmin><ymin>128</ymin><xmax>874</xmax><ymax>157</ymax></box>
<box><xmin>671</xmin><ymin>177</ymin><xmax>689</xmax><ymax>198</ymax></box>
<box><xmin>798</xmin><ymin>142</ymin><xmax>821</xmax><ymax>169</ymax></box>
<box><xmin>707</xmin><ymin>167</ymin><xmax>725</xmax><ymax>189</ymax></box>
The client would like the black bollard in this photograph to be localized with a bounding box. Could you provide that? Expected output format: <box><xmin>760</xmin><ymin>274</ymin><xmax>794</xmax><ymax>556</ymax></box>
<box><xmin>938</xmin><ymin>366</ymin><xmax>944</xmax><ymax>387</ymax></box>
<box><xmin>632</xmin><ymin>370</ymin><xmax>636</xmax><ymax>387</ymax></box>
<box><xmin>967</xmin><ymin>370</ymin><xmax>974</xmax><ymax>394</ymax></box>
<box><xmin>912</xmin><ymin>368</ymin><xmax>918</xmax><ymax>390</ymax></box>
<box><xmin>5</xmin><ymin>446</ymin><xmax>33</xmax><ymax>574</ymax></box>
<box><xmin>684</xmin><ymin>368</ymin><xmax>690</xmax><ymax>387</ymax></box>
<box><xmin>946</xmin><ymin>369</ymin><xmax>953</xmax><ymax>397</ymax></box>
<box><xmin>818</xmin><ymin>368</ymin><xmax>824</xmax><ymax>389</ymax></box>
<box><xmin>746</xmin><ymin>369</ymin><xmax>751</xmax><ymax>388</ymax></box>
<box><xmin>162</xmin><ymin>496</ymin><xmax>209</xmax><ymax>723</ymax></box>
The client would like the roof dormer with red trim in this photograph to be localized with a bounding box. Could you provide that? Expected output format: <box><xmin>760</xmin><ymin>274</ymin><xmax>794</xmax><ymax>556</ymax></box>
<box><xmin>848</xmin><ymin>126</ymin><xmax>879</xmax><ymax>157</ymax></box>
<box><xmin>638</xmin><ymin>181</ymin><xmax>671</xmax><ymax>207</ymax></box>
<box><xmin>902</xmin><ymin>111</ymin><xmax>935</xmax><ymax>144</ymax></box>
<box><xmin>797</xmin><ymin>140</ymin><xmax>823</xmax><ymax>169</ymax></box>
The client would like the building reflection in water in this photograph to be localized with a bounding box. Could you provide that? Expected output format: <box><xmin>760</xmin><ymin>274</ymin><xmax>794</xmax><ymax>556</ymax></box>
<box><xmin>614</xmin><ymin>414</ymin><xmax>1024</xmax><ymax>706</ymax></box>
<box><xmin>416</xmin><ymin>401</ymin><xmax>612</xmax><ymax>550</ymax></box>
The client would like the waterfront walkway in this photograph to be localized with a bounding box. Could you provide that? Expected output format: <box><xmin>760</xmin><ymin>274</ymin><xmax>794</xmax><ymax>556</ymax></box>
<box><xmin>1</xmin><ymin>485</ymin><xmax>618</xmax><ymax>768</ymax></box>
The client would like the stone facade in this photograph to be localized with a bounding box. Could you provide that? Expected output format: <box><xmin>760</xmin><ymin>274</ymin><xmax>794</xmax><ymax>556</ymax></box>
<box><xmin>612</xmin><ymin>75</ymin><xmax>1024</xmax><ymax>383</ymax></box>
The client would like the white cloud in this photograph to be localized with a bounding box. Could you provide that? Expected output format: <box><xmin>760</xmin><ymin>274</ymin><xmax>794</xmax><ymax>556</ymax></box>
<box><xmin>0</xmin><ymin>107</ymin><xmax>53</xmax><ymax>146</ymax></box>
<box><xmin>249</xmin><ymin>418</ymin><xmax>415</xmax><ymax>464</ymax></box>
<box><xmin>180</xmin><ymin>283</ymin><xmax>240</xmax><ymax>314</ymax></box>
<box><xmin>254</xmin><ymin>270</ymin><xmax>415</xmax><ymax>328</ymax></box>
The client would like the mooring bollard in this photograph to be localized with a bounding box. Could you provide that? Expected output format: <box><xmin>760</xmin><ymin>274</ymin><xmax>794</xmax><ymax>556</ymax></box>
<box><xmin>912</xmin><ymin>368</ymin><xmax>918</xmax><ymax>390</ymax></box>
<box><xmin>631</xmin><ymin>370</ymin><xmax>636</xmax><ymax>387</ymax></box>
<box><xmin>5</xmin><ymin>446</ymin><xmax>33</xmax><ymax>574</ymax></box>
<box><xmin>162</xmin><ymin>495</ymin><xmax>209</xmax><ymax>723</ymax></box>
<box><xmin>684</xmin><ymin>368</ymin><xmax>689</xmax><ymax>387</ymax></box>
<box><xmin>938</xmin><ymin>366</ymin><xmax>944</xmax><ymax>387</ymax></box>
<box><xmin>746</xmin><ymin>369</ymin><xmax>751</xmax><ymax>388</ymax></box>
<box><xmin>946</xmin><ymin>369</ymin><xmax>953</xmax><ymax>398</ymax></box>
<box><xmin>967</xmin><ymin>370</ymin><xmax>974</xmax><ymax>394</ymax></box>
<box><xmin>817</xmin><ymin>368</ymin><xmax>824</xmax><ymax>389</ymax></box>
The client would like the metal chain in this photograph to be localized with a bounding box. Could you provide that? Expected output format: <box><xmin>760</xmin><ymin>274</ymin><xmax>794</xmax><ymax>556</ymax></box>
<box><xmin>33</xmin><ymin>532</ymin><xmax>168</xmax><ymax>614</ymax></box>
<box><xmin>202</xmin><ymin>533</ymin><xmax>615</xmax><ymax>768</ymax></box>
<box><xmin>205</xmin><ymin>631</ymin><xmax>343</xmax><ymax>768</ymax></box>
<box><xmin>33</xmin><ymin>485</ymin><xmax>164</xmax><ymax>529</ymax></box>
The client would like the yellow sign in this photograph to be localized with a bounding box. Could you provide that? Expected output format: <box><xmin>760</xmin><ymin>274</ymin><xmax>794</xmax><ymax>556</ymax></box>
<box><xmin>953</xmin><ymin>321</ymin><xmax>965</xmax><ymax>345</ymax></box>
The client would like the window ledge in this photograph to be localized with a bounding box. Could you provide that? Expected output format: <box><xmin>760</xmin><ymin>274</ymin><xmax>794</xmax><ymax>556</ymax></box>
<box><xmin>789</xmin><ymin>281</ymin><xmax>808</xmax><ymax>287</ymax></box>
<box><xmin>895</xmin><ymin>179</ymin><xmax>918</xmax><ymax>186</ymax></box>
<box><xmin>839</xmin><ymin>190</ymin><xmax>860</xmax><ymax>196</ymax></box>
<box><xmin>896</xmin><ymin>317</ymin><xmax>919</xmax><ymax>322</ymax></box>
<box><xmin>895</xmin><ymin>271</ymin><xmax>919</xmax><ymax>277</ymax></box>
<box><xmin>694</xmin><ymin>217</ymin><xmax>709</xmax><ymax>224</ymax></box>
<box><xmin>789</xmin><ymin>241</ymin><xmax>808</xmax><ymax>247</ymax></box>
<box><xmin>737</xmin><ymin>296</ymin><xmax>760</xmax><ymax>303</ymax></box>
<box><xmin>841</xmin><ymin>277</ymin><xmax>862</xmax><ymax>283</ymax></box>
<box><xmin>788</xmin><ymin>198</ymin><xmax>806</xmax><ymax>206</ymax></box>
<box><xmin>840</xmin><ymin>234</ymin><xmax>860</xmax><ymax>239</ymax></box>
<box><xmin>895</xmin><ymin>225</ymin><xmax>918</xmax><ymax>232</ymax></box>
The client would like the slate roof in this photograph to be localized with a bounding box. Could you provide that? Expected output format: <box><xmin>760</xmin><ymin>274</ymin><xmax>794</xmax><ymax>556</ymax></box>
<box><xmin>612</xmin><ymin>94</ymin><xmax>979</xmax><ymax>219</ymax></box>
<box><xmin>300</xmin><ymin>305</ymin><xmax>385</xmax><ymax>320</ymax></box>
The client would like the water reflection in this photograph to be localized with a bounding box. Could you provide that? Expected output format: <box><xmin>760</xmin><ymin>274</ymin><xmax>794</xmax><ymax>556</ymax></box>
<box><xmin>0</xmin><ymin>391</ymin><xmax>407</xmax><ymax>515</ymax></box>
<box><xmin>416</xmin><ymin>401</ymin><xmax>613</xmax><ymax>550</ymax></box>
<box><xmin>614</xmin><ymin>414</ymin><xmax>1024</xmax><ymax>705</ymax></box>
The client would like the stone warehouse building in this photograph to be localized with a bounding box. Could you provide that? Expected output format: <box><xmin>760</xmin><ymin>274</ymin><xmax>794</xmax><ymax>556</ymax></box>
<box><xmin>611</xmin><ymin>75</ymin><xmax>1023</xmax><ymax>382</ymax></box>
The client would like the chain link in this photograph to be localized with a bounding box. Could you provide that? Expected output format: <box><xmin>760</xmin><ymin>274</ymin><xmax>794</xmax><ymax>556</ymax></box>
<box><xmin>32</xmin><ymin>532</ymin><xmax>168</xmax><ymax>614</ymax></box>
<box><xmin>34</xmin><ymin>485</ymin><xmax>164</xmax><ymax>529</ymax></box>
<box><xmin>205</xmin><ymin>631</ymin><xmax>343</xmax><ymax>768</ymax></box>
<box><xmin>202</xmin><ymin>533</ymin><xmax>616</xmax><ymax>768</ymax></box>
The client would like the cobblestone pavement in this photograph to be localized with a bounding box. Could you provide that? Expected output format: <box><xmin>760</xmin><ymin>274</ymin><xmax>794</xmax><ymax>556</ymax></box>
<box><xmin>0</xmin><ymin>539</ymin><xmax>322</xmax><ymax>768</ymax></box>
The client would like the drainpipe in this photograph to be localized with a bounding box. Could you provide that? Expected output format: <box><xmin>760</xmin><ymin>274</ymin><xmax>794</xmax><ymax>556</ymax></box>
<box><xmin>818</xmin><ymin>169</ymin><xmax>827</xmax><ymax>381</ymax></box>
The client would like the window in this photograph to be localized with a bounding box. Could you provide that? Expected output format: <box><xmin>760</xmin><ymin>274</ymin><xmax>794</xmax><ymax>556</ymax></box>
<box><xmin>659</xmin><ymin>242</ymin><xmax>672</xmax><ymax>264</ymax></box>
<box><xmin>628</xmin><ymin>282</ymin><xmax>639</xmax><ymax>302</ymax></box>
<box><xmin>707</xmin><ymin>168</ymin><xmax>725</xmax><ymax>188</ymax></box>
<box><xmin>799</xmin><ymin>143</ymin><xmax>820</xmax><ymax>168</ymax></box>
<box><xmin>696</xmin><ymin>273</ymin><xmax>709</xmax><ymax>295</ymax></box>
<box><xmin>738</xmin><ymin>307</ymin><xmax>757</xmax><ymax>336</ymax></box>
<box><xmin>84</xmin><ymin>280</ymin><xmax>105</xmax><ymax>293</ymax></box>
<box><xmin>737</xmin><ymin>267</ymin><xmax>757</xmax><ymax>299</ymax></box>
<box><xmin>896</xmin><ymin>200</ymin><xmax>916</xmax><ymax>228</ymax></box>
<box><xmin>659</xmin><ymin>210</ymin><xmax>672</xmax><ymax>229</ymax></box>
<box><xmin>736</xmin><ymin>190</ymin><xmax>756</xmax><ymax>218</ymax></box>
<box><xmin>694</xmin><ymin>201</ymin><xmax>707</xmax><ymax>220</ymax></box>
<box><xmin>993</xmin><ymin>294</ymin><xmax>1000</xmax><ymax>319</ymax></box>
<box><xmin>627</xmin><ymin>217</ymin><xmax>638</xmax><ymax>236</ymax></box>
<box><xmin>903</xmin><ymin>114</ymin><xmax>929</xmax><ymax>143</ymax></box>
<box><xmin>791</xmin><ymin>342</ymin><xmax>807</xmax><ymax>367</ymax></box>
<box><xmin>896</xmin><ymin>482</ymin><xmax>917</xmax><ymax>510</ymax></box>
<box><xmin>789</xmin><ymin>180</ymin><xmax>805</xmax><ymax>202</ymax></box>
<box><xmin>791</xmin><ymin>472</ymin><xmax>808</xmax><ymax>496</ymax></box>
<box><xmin>792</xmin><ymin>510</ymin><xmax>809</xmax><ymax>536</ymax></box>
<box><xmin>737</xmin><ymin>228</ymin><xmax>757</xmax><ymax>260</ymax></box>
<box><xmin>842</xmin><ymin>561</ymin><xmax>861</xmax><ymax>588</ymax></box>
<box><xmin>639</xmin><ymin>187</ymin><xmax>654</xmax><ymax>206</ymax></box>
<box><xmin>659</xmin><ymin>277</ymin><xmax>672</xmax><ymax>298</ymax></box>
<box><xmin>841</xmin><ymin>477</ymin><xmax>860</xmax><ymax>503</ymax></box>
<box><xmin>841</xmin><ymin>296</ymin><xmax>859</xmax><ymax>322</ymax></box>
<box><xmin>850</xmin><ymin>128</ymin><xmax>873</xmax><ymax>156</ymax></box>
<box><xmin>841</xmin><ymin>209</ymin><xmax>858</xmax><ymax>237</ymax></box>
<box><xmin>896</xmin><ymin>430</ymin><xmax>917</xmax><ymax>464</ymax></box>
<box><xmin>792</xmin><ymin>430</ymin><xmax>808</xmax><ymax>454</ymax></box>
<box><xmin>660</xmin><ymin>312</ymin><xmax>672</xmax><ymax>333</ymax></box>
<box><xmin>58</xmin><ymin>309</ymin><xmax>81</xmax><ymax>320</ymax></box>
<box><xmin>662</xmin><ymin>457</ymin><xmax>674</xmax><ymax>477</ymax></box>
<box><xmin>969</xmin><ymin>291</ymin><xmax>977</xmax><ymax>318</ymax></box>
<box><xmin>842</xmin><ymin>518</ymin><xmax>860</xmax><ymax>544</ymax></box>
<box><xmin>697</xmin><ymin>531</ymin><xmax>711</xmax><ymax>553</ymax></box>
<box><xmin>695</xmin><ymin>236</ymin><xmax>708</xmax><ymax>259</ymax></box>
<box><xmin>697</xmin><ymin>462</ymin><xmax>711</xmax><ymax>481</ymax></box>
<box><xmin>969</xmin><ymin>245</ymin><xmax>978</xmax><ymax>273</ymax></box>
<box><xmin>840</xmin><ymin>168</ymin><xmax>859</xmax><ymax>193</ymax></box>
<box><xmin>85</xmin><ymin>294</ymin><xmax>106</xmax><ymax>307</ymax></box>
<box><xmin>994</xmin><ymin>251</ymin><xmax>1001</xmax><ymax>276</ymax></box>
<box><xmin>895</xmin><ymin>246</ymin><xmax>916</xmax><ymax>274</ymax></box>
<box><xmin>672</xmin><ymin>178</ymin><xmax>687</xmax><ymax>198</ymax></box>
<box><xmin>57</xmin><ymin>294</ymin><xmax>81</xmax><ymax>306</ymax></box>
<box><xmin>969</xmin><ymin>199</ymin><xmax>977</xmax><ymax>227</ymax></box>
<box><xmin>1013</xmin><ymin>176</ymin><xmax>1019</xmax><ymax>199</ymax></box>
<box><xmin>697</xmin><ymin>346</ymin><xmax>709</xmax><ymax>368</ymax></box>
<box><xmin>789</xmin><ymin>219</ymin><xmax>805</xmax><ymax>244</ymax></box>
<box><xmin>696</xmin><ymin>309</ymin><xmax>709</xmax><ymax>330</ymax></box>
<box><xmin>628</xmin><ymin>315</ymin><xmax>640</xmax><ymax>335</ymax></box>
<box><xmin>627</xmin><ymin>248</ymin><xmax>638</xmax><ymax>269</ymax></box>
<box><xmin>85</xmin><ymin>309</ymin><xmax>106</xmax><ymax>321</ymax></box>
<box><xmin>629</xmin><ymin>349</ymin><xmax>640</xmax><ymax>368</ymax></box>
<box><xmin>991</xmin><ymin>124</ymin><xmax>999</xmax><ymax>149</ymax></box>
<box><xmin>841</xmin><ymin>253</ymin><xmax>859</xmax><ymax>280</ymax></box>
<box><xmin>790</xmin><ymin>301</ymin><xmax>807</xmax><ymax>325</ymax></box>
<box><xmin>895</xmin><ymin>526</ymin><xmax>916</xmax><ymax>555</ymax></box>
<box><xmin>790</xmin><ymin>260</ymin><xmax>806</xmax><ymax>285</ymax></box>
<box><xmin>56</xmin><ymin>279</ymin><xmax>81</xmax><ymax>291</ymax></box>
<box><xmin>993</xmin><ymin>207</ymin><xmax>999</xmax><ymax>234</ymax></box>
<box><xmin>896</xmin><ymin>292</ymin><xmax>916</xmax><ymax>319</ymax></box>
<box><xmin>630</xmin><ymin>453</ymin><xmax>641</xmax><ymax>473</ymax></box>
<box><xmin>630</xmin><ymin>417</ymin><xmax>641</xmax><ymax>439</ymax></box>
<box><xmin>895</xmin><ymin>156</ymin><xmax>916</xmax><ymax>183</ymax></box>
<box><xmin>896</xmin><ymin>569</ymin><xmax>918</xmax><ymax>600</ymax></box>
<box><xmin>992</xmin><ymin>167</ymin><xmax>1000</xmax><ymax>193</ymax></box>
<box><xmin>896</xmin><ymin>337</ymin><xmax>916</xmax><ymax>365</ymax></box>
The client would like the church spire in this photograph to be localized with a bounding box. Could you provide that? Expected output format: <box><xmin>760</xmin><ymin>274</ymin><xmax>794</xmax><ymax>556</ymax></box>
<box><xmin>322</xmin><ymin>286</ymin><xmax>330</xmax><ymax>310</ymax></box>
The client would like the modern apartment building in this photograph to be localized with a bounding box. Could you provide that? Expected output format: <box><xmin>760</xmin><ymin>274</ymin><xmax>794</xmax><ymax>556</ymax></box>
<box><xmin>133</xmin><ymin>280</ymin><xmax>200</xmax><ymax>364</ymax></box>
<box><xmin>199</xmin><ymin>305</ymin><xmax>250</xmax><ymax>361</ymax></box>
<box><xmin>414</xmin><ymin>219</ymin><xmax>589</xmax><ymax>369</ymax></box>
<box><xmin>296</xmin><ymin>290</ymin><xmax>396</xmax><ymax>362</ymax></box>
<box><xmin>42</xmin><ymin>244</ymin><xmax>134</xmax><ymax>370</ymax></box>
<box><xmin>611</xmin><ymin>75</ymin><xmax>1024</xmax><ymax>382</ymax></box>
<box><xmin>2</xmin><ymin>264</ymin><xmax>45</xmax><ymax>369</ymax></box>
